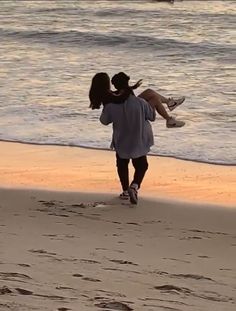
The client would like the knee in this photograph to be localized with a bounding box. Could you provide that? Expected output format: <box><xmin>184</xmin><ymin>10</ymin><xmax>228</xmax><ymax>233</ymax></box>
<box><xmin>143</xmin><ymin>88</ymin><xmax>152</xmax><ymax>95</ymax></box>
<box><xmin>141</xmin><ymin>88</ymin><xmax>155</xmax><ymax>101</ymax></box>
<box><xmin>145</xmin><ymin>88</ymin><xmax>155</xmax><ymax>96</ymax></box>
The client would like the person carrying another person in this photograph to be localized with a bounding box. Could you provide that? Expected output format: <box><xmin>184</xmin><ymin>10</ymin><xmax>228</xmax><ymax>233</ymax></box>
<box><xmin>99</xmin><ymin>72</ymin><xmax>156</xmax><ymax>204</ymax></box>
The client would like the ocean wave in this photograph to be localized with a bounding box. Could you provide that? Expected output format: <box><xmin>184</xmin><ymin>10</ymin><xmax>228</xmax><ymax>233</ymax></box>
<box><xmin>96</xmin><ymin>8</ymin><xmax>235</xmax><ymax>21</ymax></box>
<box><xmin>0</xmin><ymin>28</ymin><xmax>234</xmax><ymax>56</ymax></box>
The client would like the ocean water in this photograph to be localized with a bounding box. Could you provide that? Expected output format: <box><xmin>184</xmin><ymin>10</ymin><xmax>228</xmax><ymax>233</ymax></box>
<box><xmin>0</xmin><ymin>0</ymin><xmax>235</xmax><ymax>165</ymax></box>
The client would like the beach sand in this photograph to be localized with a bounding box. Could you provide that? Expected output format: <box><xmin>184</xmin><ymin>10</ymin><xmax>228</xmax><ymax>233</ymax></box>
<box><xmin>0</xmin><ymin>141</ymin><xmax>236</xmax><ymax>310</ymax></box>
<box><xmin>0</xmin><ymin>141</ymin><xmax>235</xmax><ymax>206</ymax></box>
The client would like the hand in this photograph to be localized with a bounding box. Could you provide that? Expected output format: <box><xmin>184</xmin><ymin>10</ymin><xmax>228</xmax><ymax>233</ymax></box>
<box><xmin>133</xmin><ymin>79</ymin><xmax>143</xmax><ymax>89</ymax></box>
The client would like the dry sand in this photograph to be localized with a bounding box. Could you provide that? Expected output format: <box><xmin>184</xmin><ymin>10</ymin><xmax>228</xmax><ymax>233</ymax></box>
<box><xmin>0</xmin><ymin>141</ymin><xmax>236</xmax><ymax>310</ymax></box>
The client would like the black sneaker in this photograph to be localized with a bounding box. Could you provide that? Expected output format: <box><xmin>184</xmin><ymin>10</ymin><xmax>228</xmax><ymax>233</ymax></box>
<box><xmin>128</xmin><ymin>186</ymin><xmax>138</xmax><ymax>205</ymax></box>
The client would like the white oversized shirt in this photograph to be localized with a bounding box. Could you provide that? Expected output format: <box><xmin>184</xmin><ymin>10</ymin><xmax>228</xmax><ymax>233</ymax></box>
<box><xmin>100</xmin><ymin>94</ymin><xmax>156</xmax><ymax>159</ymax></box>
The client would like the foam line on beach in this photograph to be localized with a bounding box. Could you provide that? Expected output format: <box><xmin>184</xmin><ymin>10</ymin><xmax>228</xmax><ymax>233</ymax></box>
<box><xmin>0</xmin><ymin>138</ymin><xmax>235</xmax><ymax>166</ymax></box>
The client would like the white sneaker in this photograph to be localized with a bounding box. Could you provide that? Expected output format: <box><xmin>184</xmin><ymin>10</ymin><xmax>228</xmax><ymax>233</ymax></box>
<box><xmin>119</xmin><ymin>190</ymin><xmax>129</xmax><ymax>200</ymax></box>
<box><xmin>166</xmin><ymin>117</ymin><xmax>185</xmax><ymax>128</ymax></box>
<box><xmin>168</xmin><ymin>96</ymin><xmax>185</xmax><ymax>111</ymax></box>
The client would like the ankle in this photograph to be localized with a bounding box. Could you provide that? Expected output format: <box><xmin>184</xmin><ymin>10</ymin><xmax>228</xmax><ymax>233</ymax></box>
<box><xmin>130</xmin><ymin>183</ymin><xmax>138</xmax><ymax>190</ymax></box>
<box><xmin>167</xmin><ymin>97</ymin><xmax>173</xmax><ymax>104</ymax></box>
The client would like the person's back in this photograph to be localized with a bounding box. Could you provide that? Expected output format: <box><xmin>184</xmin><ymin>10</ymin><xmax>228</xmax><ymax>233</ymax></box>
<box><xmin>100</xmin><ymin>94</ymin><xmax>156</xmax><ymax>159</ymax></box>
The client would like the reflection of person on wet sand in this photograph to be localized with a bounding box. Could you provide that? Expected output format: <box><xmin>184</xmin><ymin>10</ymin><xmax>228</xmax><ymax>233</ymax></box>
<box><xmin>89</xmin><ymin>72</ymin><xmax>185</xmax><ymax>128</ymax></box>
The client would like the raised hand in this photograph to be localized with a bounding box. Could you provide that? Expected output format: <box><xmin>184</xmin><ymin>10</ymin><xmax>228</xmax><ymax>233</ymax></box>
<box><xmin>132</xmin><ymin>79</ymin><xmax>143</xmax><ymax>89</ymax></box>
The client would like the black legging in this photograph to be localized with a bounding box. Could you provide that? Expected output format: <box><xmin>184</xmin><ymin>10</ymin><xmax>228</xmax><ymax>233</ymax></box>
<box><xmin>116</xmin><ymin>153</ymin><xmax>148</xmax><ymax>191</ymax></box>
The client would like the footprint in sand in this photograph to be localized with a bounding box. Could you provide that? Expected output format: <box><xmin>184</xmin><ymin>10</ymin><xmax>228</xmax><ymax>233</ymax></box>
<box><xmin>0</xmin><ymin>286</ymin><xmax>33</xmax><ymax>296</ymax></box>
<box><xmin>48</xmin><ymin>213</ymin><xmax>69</xmax><ymax>217</ymax></box>
<box><xmin>72</xmin><ymin>273</ymin><xmax>83</xmax><ymax>278</ymax></box>
<box><xmin>143</xmin><ymin>220</ymin><xmax>162</xmax><ymax>224</ymax></box>
<box><xmin>72</xmin><ymin>274</ymin><xmax>101</xmax><ymax>282</ymax></box>
<box><xmin>172</xmin><ymin>273</ymin><xmax>214</xmax><ymax>282</ymax></box>
<box><xmin>29</xmin><ymin>249</ymin><xmax>57</xmax><ymax>256</ymax></box>
<box><xmin>180</xmin><ymin>236</ymin><xmax>203</xmax><ymax>240</ymax></box>
<box><xmin>0</xmin><ymin>286</ymin><xmax>12</xmax><ymax>294</ymax></box>
<box><xmin>42</xmin><ymin>234</ymin><xmax>58</xmax><ymax>237</ymax></box>
<box><xmin>80</xmin><ymin>259</ymin><xmax>101</xmax><ymax>264</ymax></box>
<box><xmin>0</xmin><ymin>272</ymin><xmax>32</xmax><ymax>281</ymax></box>
<box><xmin>154</xmin><ymin>284</ymin><xmax>192</xmax><ymax>294</ymax></box>
<box><xmin>15</xmin><ymin>288</ymin><xmax>33</xmax><ymax>295</ymax></box>
<box><xmin>95</xmin><ymin>301</ymin><xmax>133</xmax><ymax>310</ymax></box>
<box><xmin>56</xmin><ymin>286</ymin><xmax>75</xmax><ymax>290</ymax></box>
<box><xmin>1</xmin><ymin>286</ymin><xmax>70</xmax><ymax>302</ymax></box>
<box><xmin>162</xmin><ymin>258</ymin><xmax>190</xmax><ymax>264</ymax></box>
<box><xmin>109</xmin><ymin>259</ymin><xmax>138</xmax><ymax>266</ymax></box>
<box><xmin>154</xmin><ymin>285</ymin><xmax>234</xmax><ymax>303</ymax></box>
<box><xmin>82</xmin><ymin>277</ymin><xmax>101</xmax><ymax>282</ymax></box>
<box><xmin>70</xmin><ymin>202</ymin><xmax>107</xmax><ymax>209</ymax></box>
<box><xmin>126</xmin><ymin>222</ymin><xmax>141</xmax><ymax>226</ymax></box>
<box><xmin>103</xmin><ymin>267</ymin><xmax>141</xmax><ymax>275</ymax></box>
<box><xmin>38</xmin><ymin>200</ymin><xmax>56</xmax><ymax>207</ymax></box>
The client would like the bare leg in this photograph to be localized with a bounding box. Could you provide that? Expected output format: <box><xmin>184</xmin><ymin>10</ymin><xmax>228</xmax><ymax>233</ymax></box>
<box><xmin>138</xmin><ymin>88</ymin><xmax>171</xmax><ymax>121</ymax></box>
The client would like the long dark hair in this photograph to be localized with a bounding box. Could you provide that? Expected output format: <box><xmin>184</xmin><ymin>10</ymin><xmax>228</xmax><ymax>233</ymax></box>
<box><xmin>89</xmin><ymin>72</ymin><xmax>110</xmax><ymax>109</ymax></box>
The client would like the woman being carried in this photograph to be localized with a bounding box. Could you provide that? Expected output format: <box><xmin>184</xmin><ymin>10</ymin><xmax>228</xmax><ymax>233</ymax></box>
<box><xmin>89</xmin><ymin>72</ymin><xmax>185</xmax><ymax>128</ymax></box>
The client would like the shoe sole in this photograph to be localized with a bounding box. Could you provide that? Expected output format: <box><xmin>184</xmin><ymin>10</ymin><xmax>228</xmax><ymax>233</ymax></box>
<box><xmin>128</xmin><ymin>188</ymin><xmax>138</xmax><ymax>205</ymax></box>
<box><xmin>166</xmin><ymin>121</ymin><xmax>185</xmax><ymax>128</ymax></box>
<box><xmin>119</xmin><ymin>196</ymin><xmax>129</xmax><ymax>200</ymax></box>
<box><xmin>168</xmin><ymin>98</ymin><xmax>185</xmax><ymax>111</ymax></box>
<box><xmin>168</xmin><ymin>102</ymin><xmax>182</xmax><ymax>111</ymax></box>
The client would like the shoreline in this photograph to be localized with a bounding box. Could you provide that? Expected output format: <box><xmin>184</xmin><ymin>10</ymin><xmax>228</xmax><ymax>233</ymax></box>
<box><xmin>0</xmin><ymin>141</ymin><xmax>235</xmax><ymax>207</ymax></box>
<box><xmin>0</xmin><ymin>138</ymin><xmax>235</xmax><ymax>167</ymax></box>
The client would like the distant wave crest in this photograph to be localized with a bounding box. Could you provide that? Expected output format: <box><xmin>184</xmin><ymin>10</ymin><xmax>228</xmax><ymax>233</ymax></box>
<box><xmin>0</xmin><ymin>28</ymin><xmax>233</xmax><ymax>56</ymax></box>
